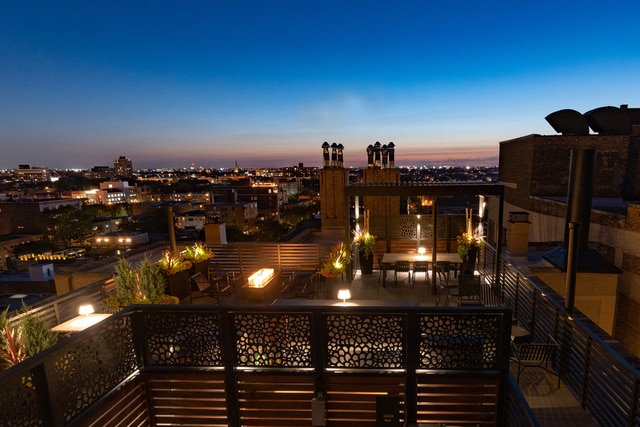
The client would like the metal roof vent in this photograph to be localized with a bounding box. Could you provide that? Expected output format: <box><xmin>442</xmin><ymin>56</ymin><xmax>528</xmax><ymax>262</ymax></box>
<box><xmin>584</xmin><ymin>106</ymin><xmax>632</xmax><ymax>135</ymax></box>
<box><xmin>545</xmin><ymin>109</ymin><xmax>589</xmax><ymax>135</ymax></box>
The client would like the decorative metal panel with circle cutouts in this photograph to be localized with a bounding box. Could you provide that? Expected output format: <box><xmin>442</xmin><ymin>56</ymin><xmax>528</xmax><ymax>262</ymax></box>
<box><xmin>144</xmin><ymin>311</ymin><xmax>223</xmax><ymax>366</ymax></box>
<box><xmin>418</xmin><ymin>313</ymin><xmax>499</xmax><ymax>370</ymax></box>
<box><xmin>325</xmin><ymin>313</ymin><xmax>405</xmax><ymax>369</ymax></box>
<box><xmin>234</xmin><ymin>312</ymin><xmax>313</xmax><ymax>367</ymax></box>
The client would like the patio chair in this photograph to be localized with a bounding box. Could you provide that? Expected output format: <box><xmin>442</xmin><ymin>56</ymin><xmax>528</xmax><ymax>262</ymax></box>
<box><xmin>436</xmin><ymin>260</ymin><xmax>452</xmax><ymax>280</ymax></box>
<box><xmin>190</xmin><ymin>272</ymin><xmax>212</xmax><ymax>301</ymax></box>
<box><xmin>511</xmin><ymin>334</ymin><xmax>561</xmax><ymax>388</ymax></box>
<box><xmin>457</xmin><ymin>274</ymin><xmax>483</xmax><ymax>306</ymax></box>
<box><xmin>206</xmin><ymin>269</ymin><xmax>233</xmax><ymax>304</ymax></box>
<box><xmin>394</xmin><ymin>260</ymin><xmax>411</xmax><ymax>286</ymax></box>
<box><xmin>413</xmin><ymin>260</ymin><xmax>429</xmax><ymax>286</ymax></box>
<box><xmin>435</xmin><ymin>264</ymin><xmax>458</xmax><ymax>307</ymax></box>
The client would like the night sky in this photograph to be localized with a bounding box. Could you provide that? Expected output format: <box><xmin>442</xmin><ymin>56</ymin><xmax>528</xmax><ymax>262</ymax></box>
<box><xmin>2</xmin><ymin>1</ymin><xmax>639</xmax><ymax>169</ymax></box>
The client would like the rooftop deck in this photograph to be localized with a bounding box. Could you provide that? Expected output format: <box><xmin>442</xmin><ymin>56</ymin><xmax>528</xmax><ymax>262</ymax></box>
<box><xmin>4</xmin><ymin>241</ymin><xmax>629</xmax><ymax>426</ymax></box>
<box><xmin>194</xmin><ymin>268</ymin><xmax>598</xmax><ymax>427</ymax></box>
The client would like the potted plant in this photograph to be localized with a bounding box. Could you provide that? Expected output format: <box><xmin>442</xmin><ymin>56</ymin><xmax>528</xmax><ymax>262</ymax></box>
<box><xmin>157</xmin><ymin>250</ymin><xmax>193</xmax><ymax>300</ymax></box>
<box><xmin>0</xmin><ymin>305</ymin><xmax>58</xmax><ymax>371</ymax></box>
<box><xmin>353</xmin><ymin>230</ymin><xmax>376</xmax><ymax>275</ymax></box>
<box><xmin>104</xmin><ymin>257</ymin><xmax>179</xmax><ymax>310</ymax></box>
<box><xmin>456</xmin><ymin>232</ymin><xmax>482</xmax><ymax>276</ymax></box>
<box><xmin>183</xmin><ymin>242</ymin><xmax>214</xmax><ymax>276</ymax></box>
<box><xmin>457</xmin><ymin>208</ymin><xmax>484</xmax><ymax>276</ymax></box>
<box><xmin>320</xmin><ymin>242</ymin><xmax>349</xmax><ymax>279</ymax></box>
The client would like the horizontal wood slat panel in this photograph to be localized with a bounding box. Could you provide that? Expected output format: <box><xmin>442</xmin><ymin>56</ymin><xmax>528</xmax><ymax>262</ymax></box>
<box><xmin>416</xmin><ymin>374</ymin><xmax>499</xmax><ymax>427</ymax></box>
<box><xmin>146</xmin><ymin>371</ymin><xmax>229</xmax><ymax>427</ymax></box>
<box><xmin>75</xmin><ymin>377</ymin><xmax>149</xmax><ymax>427</ymax></box>
<box><xmin>236</xmin><ymin>373</ymin><xmax>315</xmax><ymax>427</ymax></box>
<box><xmin>209</xmin><ymin>243</ymin><xmax>332</xmax><ymax>274</ymax></box>
<box><xmin>326</xmin><ymin>374</ymin><xmax>406</xmax><ymax>426</ymax></box>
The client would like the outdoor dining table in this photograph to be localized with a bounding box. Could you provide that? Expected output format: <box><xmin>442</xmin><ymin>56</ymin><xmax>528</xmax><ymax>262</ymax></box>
<box><xmin>380</xmin><ymin>252</ymin><xmax>461</xmax><ymax>287</ymax></box>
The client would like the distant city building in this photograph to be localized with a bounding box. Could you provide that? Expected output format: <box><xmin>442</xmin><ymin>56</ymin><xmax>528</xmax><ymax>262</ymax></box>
<box><xmin>211</xmin><ymin>201</ymin><xmax>258</xmax><ymax>233</ymax></box>
<box><xmin>71</xmin><ymin>188</ymin><xmax>100</xmax><ymax>204</ymax></box>
<box><xmin>83</xmin><ymin>166</ymin><xmax>114</xmax><ymax>180</ymax></box>
<box><xmin>92</xmin><ymin>232</ymin><xmax>149</xmax><ymax>250</ymax></box>
<box><xmin>13</xmin><ymin>165</ymin><xmax>50</xmax><ymax>183</ymax></box>
<box><xmin>210</xmin><ymin>178</ymin><xmax>286</xmax><ymax>220</ymax></box>
<box><xmin>277</xmin><ymin>178</ymin><xmax>303</xmax><ymax>197</ymax></box>
<box><xmin>98</xmin><ymin>181</ymin><xmax>131</xmax><ymax>204</ymax></box>
<box><xmin>114</xmin><ymin>156</ymin><xmax>133</xmax><ymax>178</ymax></box>
<box><xmin>174</xmin><ymin>210</ymin><xmax>207</xmax><ymax>230</ymax></box>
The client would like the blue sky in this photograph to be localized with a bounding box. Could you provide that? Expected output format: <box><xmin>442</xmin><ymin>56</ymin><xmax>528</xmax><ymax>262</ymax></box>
<box><xmin>1</xmin><ymin>1</ymin><xmax>639</xmax><ymax>169</ymax></box>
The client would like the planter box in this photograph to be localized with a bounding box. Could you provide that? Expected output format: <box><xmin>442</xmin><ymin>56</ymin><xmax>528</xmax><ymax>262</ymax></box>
<box><xmin>165</xmin><ymin>270</ymin><xmax>191</xmax><ymax>300</ymax></box>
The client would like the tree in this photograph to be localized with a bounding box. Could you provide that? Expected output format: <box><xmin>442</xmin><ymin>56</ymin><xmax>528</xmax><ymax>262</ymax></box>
<box><xmin>36</xmin><ymin>205</ymin><xmax>94</xmax><ymax>248</ymax></box>
<box><xmin>253</xmin><ymin>219</ymin><xmax>290</xmax><ymax>241</ymax></box>
<box><xmin>281</xmin><ymin>201</ymin><xmax>319</xmax><ymax>228</ymax></box>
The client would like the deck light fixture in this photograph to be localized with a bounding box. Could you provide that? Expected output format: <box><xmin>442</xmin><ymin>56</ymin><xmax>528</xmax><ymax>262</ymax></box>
<box><xmin>337</xmin><ymin>288</ymin><xmax>351</xmax><ymax>305</ymax></box>
<box><xmin>78</xmin><ymin>304</ymin><xmax>94</xmax><ymax>316</ymax></box>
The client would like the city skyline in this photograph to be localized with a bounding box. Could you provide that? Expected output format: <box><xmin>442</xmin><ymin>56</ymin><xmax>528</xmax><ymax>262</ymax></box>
<box><xmin>2</xmin><ymin>1</ymin><xmax>639</xmax><ymax>170</ymax></box>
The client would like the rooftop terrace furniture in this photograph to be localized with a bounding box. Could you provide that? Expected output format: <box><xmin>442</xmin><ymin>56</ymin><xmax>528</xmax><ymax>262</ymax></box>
<box><xmin>206</xmin><ymin>269</ymin><xmax>233</xmax><ymax>304</ymax></box>
<box><xmin>190</xmin><ymin>272</ymin><xmax>212</xmax><ymax>301</ymax></box>
<box><xmin>435</xmin><ymin>264</ymin><xmax>458</xmax><ymax>307</ymax></box>
<box><xmin>282</xmin><ymin>270</ymin><xmax>318</xmax><ymax>298</ymax></box>
<box><xmin>413</xmin><ymin>260</ymin><xmax>430</xmax><ymax>286</ymax></box>
<box><xmin>511</xmin><ymin>334</ymin><xmax>561</xmax><ymax>388</ymax></box>
<box><xmin>394</xmin><ymin>260</ymin><xmax>411</xmax><ymax>287</ymax></box>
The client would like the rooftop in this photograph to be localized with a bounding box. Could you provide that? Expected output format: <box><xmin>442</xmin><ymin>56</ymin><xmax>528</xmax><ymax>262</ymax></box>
<box><xmin>194</xmin><ymin>269</ymin><xmax>597</xmax><ymax>427</ymax></box>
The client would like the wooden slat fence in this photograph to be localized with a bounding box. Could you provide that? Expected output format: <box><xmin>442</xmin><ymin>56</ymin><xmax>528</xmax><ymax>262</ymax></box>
<box><xmin>209</xmin><ymin>243</ymin><xmax>333</xmax><ymax>274</ymax></box>
<box><xmin>73</xmin><ymin>378</ymin><xmax>149</xmax><ymax>427</ymax></box>
<box><xmin>236</xmin><ymin>373</ymin><xmax>316</xmax><ymax>426</ymax></box>
<box><xmin>325</xmin><ymin>374</ymin><xmax>406</xmax><ymax>427</ymax></box>
<box><xmin>146</xmin><ymin>371</ymin><xmax>229</xmax><ymax>427</ymax></box>
<box><xmin>415</xmin><ymin>374</ymin><xmax>499</xmax><ymax>426</ymax></box>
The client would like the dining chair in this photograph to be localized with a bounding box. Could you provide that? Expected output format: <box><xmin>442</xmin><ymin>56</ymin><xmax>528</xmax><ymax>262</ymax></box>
<box><xmin>436</xmin><ymin>260</ymin><xmax>451</xmax><ymax>281</ymax></box>
<box><xmin>413</xmin><ymin>260</ymin><xmax>429</xmax><ymax>286</ymax></box>
<box><xmin>394</xmin><ymin>260</ymin><xmax>411</xmax><ymax>286</ymax></box>
<box><xmin>435</xmin><ymin>264</ymin><xmax>457</xmax><ymax>306</ymax></box>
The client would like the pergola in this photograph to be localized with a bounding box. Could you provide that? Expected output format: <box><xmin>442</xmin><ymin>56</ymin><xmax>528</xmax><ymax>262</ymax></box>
<box><xmin>343</xmin><ymin>181</ymin><xmax>505</xmax><ymax>286</ymax></box>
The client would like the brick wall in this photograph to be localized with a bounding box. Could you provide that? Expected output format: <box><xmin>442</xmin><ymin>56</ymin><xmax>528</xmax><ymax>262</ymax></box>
<box><xmin>499</xmin><ymin>136</ymin><xmax>534</xmax><ymax>210</ymax></box>
<box><xmin>500</xmin><ymin>134</ymin><xmax>638</xmax><ymax>210</ymax></box>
